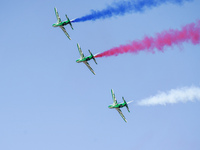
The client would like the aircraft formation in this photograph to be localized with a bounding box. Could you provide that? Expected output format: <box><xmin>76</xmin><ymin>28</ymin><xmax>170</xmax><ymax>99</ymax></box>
<box><xmin>52</xmin><ymin>1</ymin><xmax>200</xmax><ymax>122</ymax></box>
<box><xmin>52</xmin><ymin>7</ymin><xmax>133</xmax><ymax>123</ymax></box>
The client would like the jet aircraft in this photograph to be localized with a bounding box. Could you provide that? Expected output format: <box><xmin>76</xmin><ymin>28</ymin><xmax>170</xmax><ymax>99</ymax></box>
<box><xmin>76</xmin><ymin>43</ymin><xmax>98</xmax><ymax>75</ymax></box>
<box><xmin>108</xmin><ymin>89</ymin><xmax>133</xmax><ymax>123</ymax></box>
<box><xmin>52</xmin><ymin>7</ymin><xmax>75</xmax><ymax>40</ymax></box>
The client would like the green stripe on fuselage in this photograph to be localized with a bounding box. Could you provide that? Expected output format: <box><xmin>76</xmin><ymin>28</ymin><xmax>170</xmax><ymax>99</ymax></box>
<box><xmin>52</xmin><ymin>20</ymin><xmax>70</xmax><ymax>27</ymax></box>
<box><xmin>108</xmin><ymin>102</ymin><xmax>126</xmax><ymax>109</ymax></box>
<box><xmin>76</xmin><ymin>55</ymin><xmax>93</xmax><ymax>63</ymax></box>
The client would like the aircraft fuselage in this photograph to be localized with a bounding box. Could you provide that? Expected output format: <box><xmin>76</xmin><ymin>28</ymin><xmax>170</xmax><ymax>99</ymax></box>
<box><xmin>52</xmin><ymin>20</ymin><xmax>70</xmax><ymax>27</ymax></box>
<box><xmin>108</xmin><ymin>102</ymin><xmax>127</xmax><ymax>109</ymax></box>
<box><xmin>76</xmin><ymin>55</ymin><xmax>93</xmax><ymax>63</ymax></box>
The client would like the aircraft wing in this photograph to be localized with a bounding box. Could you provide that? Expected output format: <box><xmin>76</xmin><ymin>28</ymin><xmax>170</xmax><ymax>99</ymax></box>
<box><xmin>60</xmin><ymin>26</ymin><xmax>71</xmax><ymax>40</ymax></box>
<box><xmin>54</xmin><ymin>7</ymin><xmax>61</xmax><ymax>23</ymax></box>
<box><xmin>111</xmin><ymin>89</ymin><xmax>117</xmax><ymax>105</ymax></box>
<box><xmin>116</xmin><ymin>108</ymin><xmax>127</xmax><ymax>123</ymax></box>
<box><xmin>77</xmin><ymin>43</ymin><xmax>84</xmax><ymax>59</ymax></box>
<box><xmin>83</xmin><ymin>61</ymin><xmax>95</xmax><ymax>75</ymax></box>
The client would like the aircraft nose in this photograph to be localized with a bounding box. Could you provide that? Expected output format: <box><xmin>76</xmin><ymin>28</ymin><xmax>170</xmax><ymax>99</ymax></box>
<box><xmin>76</xmin><ymin>59</ymin><xmax>81</xmax><ymax>63</ymax></box>
<box><xmin>52</xmin><ymin>24</ymin><xmax>57</xmax><ymax>27</ymax></box>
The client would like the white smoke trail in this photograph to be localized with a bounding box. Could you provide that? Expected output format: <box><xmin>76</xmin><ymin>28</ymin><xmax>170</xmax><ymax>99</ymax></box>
<box><xmin>138</xmin><ymin>86</ymin><xmax>200</xmax><ymax>106</ymax></box>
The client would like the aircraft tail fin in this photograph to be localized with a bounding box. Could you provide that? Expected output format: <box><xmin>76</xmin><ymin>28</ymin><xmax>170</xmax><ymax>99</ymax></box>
<box><xmin>66</xmin><ymin>14</ymin><xmax>74</xmax><ymax>30</ymax></box>
<box><xmin>89</xmin><ymin>50</ymin><xmax>97</xmax><ymax>65</ymax></box>
<box><xmin>122</xmin><ymin>97</ymin><xmax>130</xmax><ymax>112</ymax></box>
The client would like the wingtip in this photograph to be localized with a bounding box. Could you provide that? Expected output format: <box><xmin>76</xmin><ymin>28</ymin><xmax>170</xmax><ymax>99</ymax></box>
<box><xmin>67</xmin><ymin>36</ymin><xmax>71</xmax><ymax>40</ymax></box>
<box><xmin>54</xmin><ymin>7</ymin><xmax>57</xmax><ymax>12</ymax></box>
<box><xmin>77</xmin><ymin>43</ymin><xmax>80</xmax><ymax>48</ymax></box>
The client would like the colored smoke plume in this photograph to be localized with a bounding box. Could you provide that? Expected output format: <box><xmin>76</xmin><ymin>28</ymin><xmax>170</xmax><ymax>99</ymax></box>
<box><xmin>72</xmin><ymin>0</ymin><xmax>191</xmax><ymax>23</ymax></box>
<box><xmin>138</xmin><ymin>86</ymin><xmax>200</xmax><ymax>106</ymax></box>
<box><xmin>95</xmin><ymin>20</ymin><xmax>200</xmax><ymax>58</ymax></box>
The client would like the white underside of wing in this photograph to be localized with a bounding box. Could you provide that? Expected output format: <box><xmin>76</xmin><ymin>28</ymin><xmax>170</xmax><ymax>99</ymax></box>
<box><xmin>60</xmin><ymin>26</ymin><xmax>71</xmax><ymax>40</ymax></box>
<box><xmin>116</xmin><ymin>108</ymin><xmax>127</xmax><ymax>122</ymax></box>
<box><xmin>77</xmin><ymin>44</ymin><xmax>84</xmax><ymax>59</ymax></box>
<box><xmin>111</xmin><ymin>89</ymin><xmax>117</xmax><ymax>105</ymax></box>
<box><xmin>54</xmin><ymin>8</ymin><xmax>61</xmax><ymax>23</ymax></box>
<box><xmin>83</xmin><ymin>61</ymin><xmax>95</xmax><ymax>75</ymax></box>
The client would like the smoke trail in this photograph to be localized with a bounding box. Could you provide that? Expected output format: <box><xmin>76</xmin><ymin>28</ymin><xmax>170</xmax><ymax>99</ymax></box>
<box><xmin>72</xmin><ymin>0</ymin><xmax>191</xmax><ymax>23</ymax></box>
<box><xmin>138</xmin><ymin>86</ymin><xmax>200</xmax><ymax>106</ymax></box>
<box><xmin>95</xmin><ymin>20</ymin><xmax>200</xmax><ymax>58</ymax></box>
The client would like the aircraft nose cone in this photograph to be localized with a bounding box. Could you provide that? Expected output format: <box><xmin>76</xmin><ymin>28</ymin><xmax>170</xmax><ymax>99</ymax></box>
<box><xmin>52</xmin><ymin>24</ymin><xmax>57</xmax><ymax>27</ymax></box>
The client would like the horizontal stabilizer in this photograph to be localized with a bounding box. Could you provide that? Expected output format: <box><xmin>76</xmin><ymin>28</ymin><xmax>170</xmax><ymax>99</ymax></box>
<box><xmin>89</xmin><ymin>50</ymin><xmax>97</xmax><ymax>65</ymax></box>
<box><xmin>122</xmin><ymin>97</ymin><xmax>130</xmax><ymax>113</ymax></box>
<box><xmin>66</xmin><ymin>14</ymin><xmax>74</xmax><ymax>30</ymax></box>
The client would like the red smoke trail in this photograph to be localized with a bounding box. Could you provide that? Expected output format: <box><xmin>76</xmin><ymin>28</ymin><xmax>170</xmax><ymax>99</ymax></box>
<box><xmin>95</xmin><ymin>20</ymin><xmax>200</xmax><ymax>58</ymax></box>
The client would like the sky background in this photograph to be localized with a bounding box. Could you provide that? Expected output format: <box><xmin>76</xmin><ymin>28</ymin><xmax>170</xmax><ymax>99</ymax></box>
<box><xmin>0</xmin><ymin>0</ymin><xmax>200</xmax><ymax>150</ymax></box>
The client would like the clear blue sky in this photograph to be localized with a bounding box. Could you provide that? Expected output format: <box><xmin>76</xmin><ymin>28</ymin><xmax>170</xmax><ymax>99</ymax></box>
<box><xmin>0</xmin><ymin>0</ymin><xmax>200</xmax><ymax>150</ymax></box>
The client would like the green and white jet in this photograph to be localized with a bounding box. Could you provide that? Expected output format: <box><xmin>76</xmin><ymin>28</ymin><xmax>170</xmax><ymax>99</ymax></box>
<box><xmin>76</xmin><ymin>43</ymin><xmax>98</xmax><ymax>75</ymax></box>
<box><xmin>52</xmin><ymin>7</ymin><xmax>75</xmax><ymax>40</ymax></box>
<box><xmin>108</xmin><ymin>89</ymin><xmax>133</xmax><ymax>123</ymax></box>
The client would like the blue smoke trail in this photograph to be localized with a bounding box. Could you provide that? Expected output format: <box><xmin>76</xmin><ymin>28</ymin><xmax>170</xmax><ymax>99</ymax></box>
<box><xmin>72</xmin><ymin>0</ymin><xmax>191</xmax><ymax>23</ymax></box>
